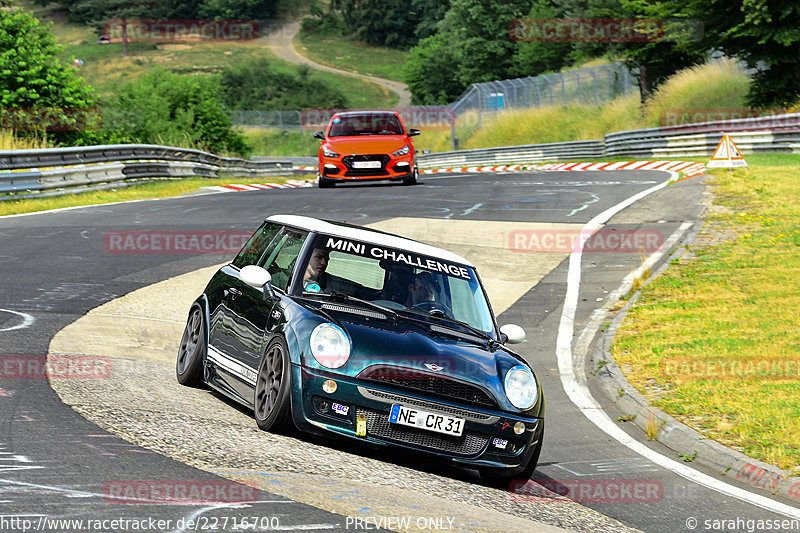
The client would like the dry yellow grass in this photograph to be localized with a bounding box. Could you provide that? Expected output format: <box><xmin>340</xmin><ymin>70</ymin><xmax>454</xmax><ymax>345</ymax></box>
<box><xmin>0</xmin><ymin>131</ymin><xmax>53</xmax><ymax>150</ymax></box>
<box><xmin>643</xmin><ymin>59</ymin><xmax>753</xmax><ymax>126</ymax></box>
<box><xmin>449</xmin><ymin>59</ymin><xmax>756</xmax><ymax>150</ymax></box>
<box><xmin>461</xmin><ymin>93</ymin><xmax>642</xmax><ymax>149</ymax></box>
<box><xmin>613</xmin><ymin>154</ymin><xmax>800</xmax><ymax>471</ymax></box>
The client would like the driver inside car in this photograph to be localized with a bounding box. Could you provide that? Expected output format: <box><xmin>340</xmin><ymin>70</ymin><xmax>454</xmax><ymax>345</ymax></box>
<box><xmin>304</xmin><ymin>248</ymin><xmax>344</xmax><ymax>292</ymax></box>
<box><xmin>304</xmin><ymin>247</ymin><xmax>370</xmax><ymax>297</ymax></box>
<box><xmin>406</xmin><ymin>271</ymin><xmax>438</xmax><ymax>307</ymax></box>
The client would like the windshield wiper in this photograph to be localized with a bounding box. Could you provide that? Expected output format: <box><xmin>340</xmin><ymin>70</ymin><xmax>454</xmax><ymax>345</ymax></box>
<box><xmin>308</xmin><ymin>291</ymin><xmax>398</xmax><ymax>318</ymax></box>
<box><xmin>402</xmin><ymin>309</ymin><xmax>495</xmax><ymax>348</ymax></box>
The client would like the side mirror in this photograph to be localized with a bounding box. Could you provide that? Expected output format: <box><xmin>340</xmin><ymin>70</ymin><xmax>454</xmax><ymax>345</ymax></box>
<box><xmin>240</xmin><ymin>265</ymin><xmax>276</xmax><ymax>300</ymax></box>
<box><xmin>499</xmin><ymin>324</ymin><xmax>526</xmax><ymax>344</ymax></box>
<box><xmin>407</xmin><ymin>128</ymin><xmax>421</xmax><ymax>137</ymax></box>
<box><xmin>313</xmin><ymin>131</ymin><xmax>325</xmax><ymax>140</ymax></box>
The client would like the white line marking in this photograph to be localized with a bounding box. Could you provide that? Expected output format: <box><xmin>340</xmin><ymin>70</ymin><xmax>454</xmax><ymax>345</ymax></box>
<box><xmin>0</xmin><ymin>309</ymin><xmax>35</xmax><ymax>332</ymax></box>
<box><xmin>555</xmin><ymin>170</ymin><xmax>800</xmax><ymax>520</ymax></box>
<box><xmin>461</xmin><ymin>203</ymin><xmax>483</xmax><ymax>216</ymax></box>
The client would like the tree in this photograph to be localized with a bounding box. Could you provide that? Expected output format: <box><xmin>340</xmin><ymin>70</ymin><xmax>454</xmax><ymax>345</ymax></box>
<box><xmin>403</xmin><ymin>33</ymin><xmax>466</xmax><ymax>104</ymax></box>
<box><xmin>70</xmin><ymin>0</ymin><xmax>158</xmax><ymax>56</ymax></box>
<box><xmin>403</xmin><ymin>0</ymin><xmax>531</xmax><ymax>104</ymax></box>
<box><xmin>557</xmin><ymin>0</ymin><xmax>705</xmax><ymax>103</ymax></box>
<box><xmin>197</xmin><ymin>0</ymin><xmax>277</xmax><ymax>20</ymax></box>
<box><xmin>101</xmin><ymin>68</ymin><xmax>249</xmax><ymax>155</ymax></box>
<box><xmin>0</xmin><ymin>8</ymin><xmax>96</xmax><ymax>143</ymax></box>
<box><xmin>218</xmin><ymin>58</ymin><xmax>349</xmax><ymax>110</ymax></box>
<box><xmin>411</xmin><ymin>0</ymin><xmax>451</xmax><ymax>42</ymax></box>
<box><xmin>679</xmin><ymin>0</ymin><xmax>800</xmax><ymax>108</ymax></box>
<box><xmin>331</xmin><ymin>0</ymin><xmax>423</xmax><ymax>49</ymax></box>
<box><xmin>509</xmin><ymin>0</ymin><xmax>574</xmax><ymax>78</ymax></box>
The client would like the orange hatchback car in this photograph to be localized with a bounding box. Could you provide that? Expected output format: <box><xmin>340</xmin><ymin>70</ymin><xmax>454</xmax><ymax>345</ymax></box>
<box><xmin>313</xmin><ymin>111</ymin><xmax>420</xmax><ymax>188</ymax></box>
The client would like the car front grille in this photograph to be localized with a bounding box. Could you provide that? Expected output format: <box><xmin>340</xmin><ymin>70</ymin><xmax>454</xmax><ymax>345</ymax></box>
<box><xmin>357</xmin><ymin>387</ymin><xmax>498</xmax><ymax>423</ymax></box>
<box><xmin>357</xmin><ymin>365</ymin><xmax>497</xmax><ymax>408</ymax></box>
<box><xmin>342</xmin><ymin>154</ymin><xmax>391</xmax><ymax>176</ymax></box>
<box><xmin>356</xmin><ymin>408</ymin><xmax>488</xmax><ymax>456</ymax></box>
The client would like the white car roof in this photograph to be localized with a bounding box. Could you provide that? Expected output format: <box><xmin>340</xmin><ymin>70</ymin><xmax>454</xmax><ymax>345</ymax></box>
<box><xmin>267</xmin><ymin>214</ymin><xmax>474</xmax><ymax>267</ymax></box>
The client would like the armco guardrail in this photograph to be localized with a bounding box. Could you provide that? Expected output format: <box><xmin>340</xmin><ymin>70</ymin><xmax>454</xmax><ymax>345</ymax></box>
<box><xmin>417</xmin><ymin>140</ymin><xmax>604</xmax><ymax>168</ymax></box>
<box><xmin>3</xmin><ymin>112</ymin><xmax>800</xmax><ymax>198</ymax></box>
<box><xmin>604</xmin><ymin>112</ymin><xmax>800</xmax><ymax>158</ymax></box>
<box><xmin>419</xmin><ymin>112</ymin><xmax>800</xmax><ymax>168</ymax></box>
<box><xmin>0</xmin><ymin>144</ymin><xmax>298</xmax><ymax>197</ymax></box>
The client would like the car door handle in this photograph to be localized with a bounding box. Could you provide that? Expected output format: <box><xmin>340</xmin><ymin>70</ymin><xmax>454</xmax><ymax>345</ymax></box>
<box><xmin>227</xmin><ymin>287</ymin><xmax>242</xmax><ymax>299</ymax></box>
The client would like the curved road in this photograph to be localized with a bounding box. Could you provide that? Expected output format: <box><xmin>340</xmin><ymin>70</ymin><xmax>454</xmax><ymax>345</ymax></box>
<box><xmin>1</xmin><ymin>172</ymin><xmax>799</xmax><ymax>532</ymax></box>
<box><xmin>266</xmin><ymin>21</ymin><xmax>412</xmax><ymax>108</ymax></box>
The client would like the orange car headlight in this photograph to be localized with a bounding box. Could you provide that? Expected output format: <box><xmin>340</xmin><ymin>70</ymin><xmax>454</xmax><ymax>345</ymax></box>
<box><xmin>392</xmin><ymin>145</ymin><xmax>410</xmax><ymax>157</ymax></box>
<box><xmin>322</xmin><ymin>146</ymin><xmax>340</xmax><ymax>158</ymax></box>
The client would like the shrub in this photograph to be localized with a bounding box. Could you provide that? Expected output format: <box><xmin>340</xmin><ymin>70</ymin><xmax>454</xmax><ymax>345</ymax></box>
<box><xmin>218</xmin><ymin>58</ymin><xmax>348</xmax><ymax>110</ymax></box>
<box><xmin>100</xmin><ymin>68</ymin><xmax>250</xmax><ymax>155</ymax></box>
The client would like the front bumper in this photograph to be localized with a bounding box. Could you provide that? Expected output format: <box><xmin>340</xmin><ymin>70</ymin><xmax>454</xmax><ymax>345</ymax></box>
<box><xmin>290</xmin><ymin>365</ymin><xmax>543</xmax><ymax>474</ymax></box>
<box><xmin>319</xmin><ymin>153</ymin><xmax>415</xmax><ymax>181</ymax></box>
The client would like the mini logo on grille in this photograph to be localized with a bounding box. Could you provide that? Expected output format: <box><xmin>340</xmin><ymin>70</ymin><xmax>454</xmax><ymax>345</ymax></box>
<box><xmin>424</xmin><ymin>363</ymin><xmax>444</xmax><ymax>372</ymax></box>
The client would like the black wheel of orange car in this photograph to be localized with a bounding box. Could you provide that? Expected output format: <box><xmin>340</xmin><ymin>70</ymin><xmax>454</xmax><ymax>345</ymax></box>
<box><xmin>176</xmin><ymin>303</ymin><xmax>205</xmax><ymax>387</ymax></box>
<box><xmin>318</xmin><ymin>176</ymin><xmax>335</xmax><ymax>188</ymax></box>
<box><xmin>480</xmin><ymin>423</ymin><xmax>544</xmax><ymax>488</ymax></box>
<box><xmin>254</xmin><ymin>337</ymin><xmax>292</xmax><ymax>431</ymax></box>
<box><xmin>402</xmin><ymin>167</ymin><xmax>418</xmax><ymax>186</ymax></box>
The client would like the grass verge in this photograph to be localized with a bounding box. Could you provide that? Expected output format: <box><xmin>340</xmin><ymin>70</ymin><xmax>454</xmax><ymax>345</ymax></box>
<box><xmin>0</xmin><ymin>175</ymin><xmax>313</xmax><ymax>217</ymax></box>
<box><xmin>294</xmin><ymin>28</ymin><xmax>409</xmax><ymax>83</ymax></box>
<box><xmin>243</xmin><ymin>128</ymin><xmax>319</xmax><ymax>157</ymax></box>
<box><xmin>612</xmin><ymin>153</ymin><xmax>800</xmax><ymax>472</ymax></box>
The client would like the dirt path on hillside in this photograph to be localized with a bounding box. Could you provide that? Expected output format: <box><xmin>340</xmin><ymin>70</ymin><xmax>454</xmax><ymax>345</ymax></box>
<box><xmin>266</xmin><ymin>20</ymin><xmax>412</xmax><ymax>108</ymax></box>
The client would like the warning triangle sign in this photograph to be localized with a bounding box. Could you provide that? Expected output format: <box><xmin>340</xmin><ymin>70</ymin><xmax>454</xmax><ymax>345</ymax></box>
<box><xmin>706</xmin><ymin>134</ymin><xmax>748</xmax><ymax>168</ymax></box>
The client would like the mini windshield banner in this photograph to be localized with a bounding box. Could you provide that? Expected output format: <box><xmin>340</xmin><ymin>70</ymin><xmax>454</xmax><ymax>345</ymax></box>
<box><xmin>314</xmin><ymin>235</ymin><xmax>473</xmax><ymax>281</ymax></box>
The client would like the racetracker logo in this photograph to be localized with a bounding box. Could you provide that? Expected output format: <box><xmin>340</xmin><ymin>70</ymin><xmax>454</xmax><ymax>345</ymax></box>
<box><xmin>509</xmin><ymin>478</ymin><xmax>664</xmax><ymax>503</ymax></box>
<box><xmin>1</xmin><ymin>355</ymin><xmax>111</xmax><ymax>379</ymax></box>
<box><xmin>103</xmin><ymin>480</ymin><xmax>258</xmax><ymax>504</ymax></box>
<box><xmin>104</xmin><ymin>230</ymin><xmax>252</xmax><ymax>255</ymax></box>
<box><xmin>0</xmin><ymin>108</ymin><xmax>102</xmax><ymax>131</ymax></box>
<box><xmin>509</xmin><ymin>228</ymin><xmax>664</xmax><ymax>253</ymax></box>
<box><xmin>103</xmin><ymin>20</ymin><xmax>259</xmax><ymax>42</ymax></box>
<box><xmin>509</xmin><ymin>18</ymin><xmax>703</xmax><ymax>43</ymax></box>
<box><xmin>660</xmin><ymin>108</ymin><xmax>794</xmax><ymax>129</ymax></box>
<box><xmin>300</xmin><ymin>108</ymin><xmax>456</xmax><ymax>131</ymax></box>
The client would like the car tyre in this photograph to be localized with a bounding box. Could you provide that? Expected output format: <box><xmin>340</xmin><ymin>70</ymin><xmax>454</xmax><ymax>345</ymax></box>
<box><xmin>480</xmin><ymin>424</ymin><xmax>544</xmax><ymax>488</ymax></box>
<box><xmin>402</xmin><ymin>166</ymin><xmax>418</xmax><ymax>186</ymax></box>
<box><xmin>176</xmin><ymin>303</ymin><xmax>206</xmax><ymax>387</ymax></box>
<box><xmin>318</xmin><ymin>175</ymin><xmax>335</xmax><ymax>188</ymax></box>
<box><xmin>254</xmin><ymin>337</ymin><xmax>293</xmax><ymax>432</ymax></box>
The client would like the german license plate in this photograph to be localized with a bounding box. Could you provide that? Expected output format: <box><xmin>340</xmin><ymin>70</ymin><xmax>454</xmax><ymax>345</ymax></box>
<box><xmin>389</xmin><ymin>404</ymin><xmax>464</xmax><ymax>436</ymax></box>
<box><xmin>352</xmin><ymin>160</ymin><xmax>382</xmax><ymax>169</ymax></box>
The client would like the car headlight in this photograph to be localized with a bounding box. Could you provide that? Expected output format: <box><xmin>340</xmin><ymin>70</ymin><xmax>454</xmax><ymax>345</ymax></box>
<box><xmin>392</xmin><ymin>145</ymin><xmax>410</xmax><ymax>156</ymax></box>
<box><xmin>504</xmin><ymin>365</ymin><xmax>538</xmax><ymax>410</ymax></box>
<box><xmin>310</xmin><ymin>323</ymin><xmax>351</xmax><ymax>369</ymax></box>
<box><xmin>322</xmin><ymin>146</ymin><xmax>340</xmax><ymax>158</ymax></box>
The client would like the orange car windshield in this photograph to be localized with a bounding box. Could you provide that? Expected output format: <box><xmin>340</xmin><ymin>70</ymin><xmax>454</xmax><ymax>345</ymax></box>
<box><xmin>328</xmin><ymin>114</ymin><xmax>405</xmax><ymax>137</ymax></box>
